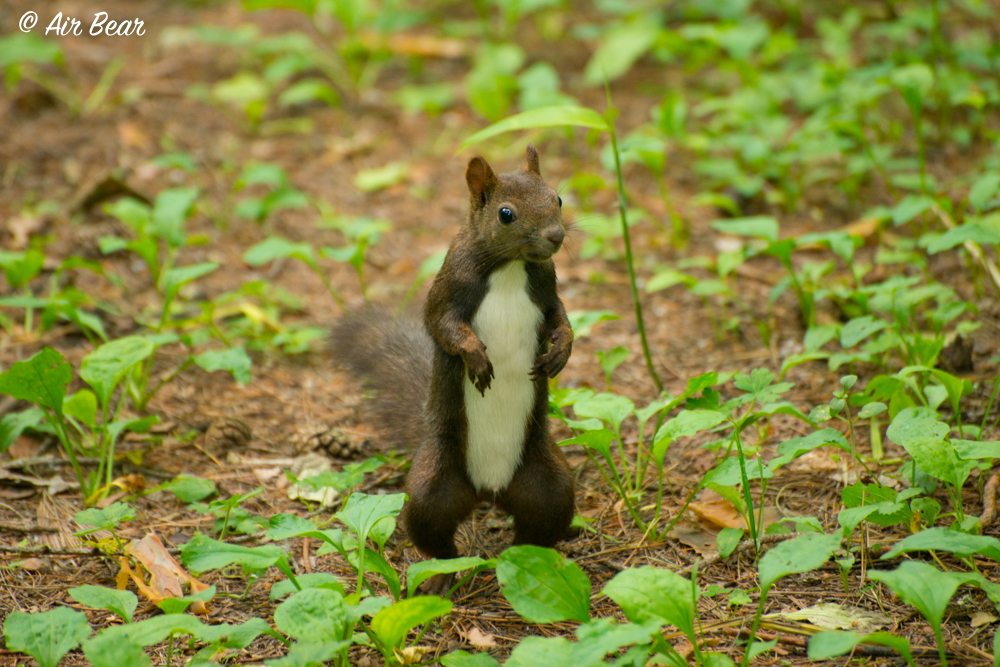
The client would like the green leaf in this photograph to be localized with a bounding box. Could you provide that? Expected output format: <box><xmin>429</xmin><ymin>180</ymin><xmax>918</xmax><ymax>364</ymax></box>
<box><xmin>461</xmin><ymin>106</ymin><xmax>608</xmax><ymax>148</ymax></box>
<box><xmin>274</xmin><ymin>588</ymin><xmax>348</xmax><ymax>643</ymax></box>
<box><xmin>890</xmin><ymin>195</ymin><xmax>934</xmax><ymax>226</ymax></box>
<box><xmin>406</xmin><ymin>557</ymin><xmax>491</xmax><ymax>598</ymax></box>
<box><xmin>442</xmin><ymin>650</ymin><xmax>500</xmax><ymax>667</ymax></box>
<box><xmin>156</xmin><ymin>474</ymin><xmax>217</xmax><ymax>502</ymax></box>
<box><xmin>645</xmin><ymin>268</ymin><xmax>695</xmax><ymax>293</ymax></box>
<box><xmin>4</xmin><ymin>608</ymin><xmax>92</xmax><ymax>667</ymax></box>
<box><xmin>0</xmin><ymin>408</ymin><xmax>45</xmax><ymax>452</ymax></box>
<box><xmin>652</xmin><ymin>410</ymin><xmax>728</xmax><ymax>462</ymax></box>
<box><xmin>869</xmin><ymin>561</ymin><xmax>975</xmax><ymax>635</ymax></box>
<box><xmin>583</xmin><ymin>20</ymin><xmax>661</xmax><ymax>86</ymax></box>
<box><xmin>758</xmin><ymin>533</ymin><xmax>840</xmax><ymax>591</ymax></box>
<box><xmin>711</xmin><ymin>216</ymin><xmax>779</xmax><ymax>242</ymax></box>
<box><xmin>0</xmin><ymin>348</ymin><xmax>72</xmax><ymax>417</ymax></box>
<box><xmin>163</xmin><ymin>262</ymin><xmax>219</xmax><ymax>305</ymax></box>
<box><xmin>69</xmin><ymin>585</ymin><xmax>138</xmax><ymax>623</ymax></box>
<box><xmin>969</xmin><ymin>172</ymin><xmax>1000</xmax><ymax>211</ymax></box>
<box><xmin>335</xmin><ymin>492</ymin><xmax>406</xmax><ymax>546</ymax></box>
<box><xmin>74</xmin><ymin>502</ymin><xmax>136</xmax><ymax>535</ymax></box>
<box><xmin>271</xmin><ymin>573</ymin><xmax>344</xmax><ymax>601</ymax></box>
<box><xmin>567</xmin><ymin>310</ymin><xmax>619</xmax><ymax>338</ymax></box>
<box><xmin>881</xmin><ymin>527</ymin><xmax>1000</xmax><ymax>564</ymax></box>
<box><xmin>717</xmin><ymin>527</ymin><xmax>743</xmax><ymax>558</ymax></box>
<box><xmin>888</xmin><ymin>409</ymin><xmax>974</xmax><ymax>490</ymax></box>
<box><xmin>180</xmin><ymin>533</ymin><xmax>287</xmax><ymax>573</ymax></box>
<box><xmin>243</xmin><ymin>236</ymin><xmax>316</xmax><ymax>269</ymax></box>
<box><xmin>924</xmin><ymin>223</ymin><xmax>1000</xmax><ymax>254</ymax></box>
<box><xmin>80</xmin><ymin>336</ymin><xmax>155</xmax><ymax>408</ymax></box>
<box><xmin>559</xmin><ymin>429</ymin><xmax>615</xmax><ymax>462</ymax></box>
<box><xmin>104</xmin><ymin>198</ymin><xmax>151</xmax><ymax>233</ymax></box>
<box><xmin>0</xmin><ymin>248</ymin><xmax>44</xmax><ymax>288</ymax></box>
<box><xmin>279</xmin><ymin>78</ymin><xmax>338</xmax><ymax>107</ymax></box>
<box><xmin>497</xmin><ymin>545</ymin><xmax>590</xmax><ymax>623</ymax></box>
<box><xmin>156</xmin><ymin>585</ymin><xmax>216</xmax><ymax>615</ymax></box>
<box><xmin>0</xmin><ymin>33</ymin><xmax>63</xmax><ymax>69</ymax></box>
<box><xmin>572</xmin><ymin>393</ymin><xmax>634</xmax><ymax>433</ymax></box>
<box><xmin>603</xmin><ymin>566</ymin><xmax>695</xmax><ymax>639</ymax></box>
<box><xmin>264</xmin><ymin>641</ymin><xmax>352</xmax><ymax>667</ymax></box>
<box><xmin>768</xmin><ymin>428</ymin><xmax>851</xmax><ymax>472</ymax></box>
<box><xmin>152</xmin><ymin>187</ymin><xmax>199</xmax><ymax>247</ymax></box>
<box><xmin>84</xmin><ymin>614</ymin><xmax>272</xmax><ymax>658</ymax></box>
<box><xmin>840</xmin><ymin>316</ymin><xmax>890</xmax><ymax>348</ymax></box>
<box><xmin>354</xmin><ymin>162</ymin><xmax>409</xmax><ymax>192</ymax></box>
<box><xmin>808</xmin><ymin>631</ymin><xmax>914</xmax><ymax>666</ymax></box>
<box><xmin>596</xmin><ymin>346</ymin><xmax>629</xmax><ymax>383</ymax></box>
<box><xmin>194</xmin><ymin>347</ymin><xmax>252</xmax><ymax>385</ymax></box>
<box><xmin>371</xmin><ymin>596</ymin><xmax>453</xmax><ymax>649</ymax></box>
<box><xmin>64</xmin><ymin>390</ymin><xmax>98</xmax><ymax>427</ymax></box>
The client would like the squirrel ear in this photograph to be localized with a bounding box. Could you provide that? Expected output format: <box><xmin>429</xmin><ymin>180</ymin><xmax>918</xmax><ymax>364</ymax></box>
<box><xmin>524</xmin><ymin>143</ymin><xmax>541</xmax><ymax>176</ymax></box>
<box><xmin>466</xmin><ymin>156</ymin><xmax>498</xmax><ymax>209</ymax></box>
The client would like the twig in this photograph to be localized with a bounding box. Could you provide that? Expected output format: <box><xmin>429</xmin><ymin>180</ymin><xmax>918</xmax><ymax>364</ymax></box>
<box><xmin>0</xmin><ymin>522</ymin><xmax>60</xmax><ymax>533</ymax></box>
<box><xmin>981</xmin><ymin>470</ymin><xmax>999</xmax><ymax>528</ymax></box>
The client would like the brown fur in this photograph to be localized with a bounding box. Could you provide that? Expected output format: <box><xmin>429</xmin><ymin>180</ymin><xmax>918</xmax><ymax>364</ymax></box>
<box><xmin>333</xmin><ymin>145</ymin><xmax>575</xmax><ymax>574</ymax></box>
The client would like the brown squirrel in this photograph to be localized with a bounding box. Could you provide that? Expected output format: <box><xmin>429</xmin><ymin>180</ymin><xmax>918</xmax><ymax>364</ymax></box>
<box><xmin>333</xmin><ymin>144</ymin><xmax>575</xmax><ymax>591</ymax></box>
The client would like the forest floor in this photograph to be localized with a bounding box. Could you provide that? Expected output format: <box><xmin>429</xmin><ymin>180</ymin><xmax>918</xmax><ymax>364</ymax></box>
<box><xmin>1</xmin><ymin>1</ymin><xmax>999</xmax><ymax>665</ymax></box>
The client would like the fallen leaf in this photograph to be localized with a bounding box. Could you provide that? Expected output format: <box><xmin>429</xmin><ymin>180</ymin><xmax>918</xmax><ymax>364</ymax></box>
<box><xmin>126</xmin><ymin>534</ymin><xmax>210</xmax><ymax>613</ymax></box>
<box><xmin>6</xmin><ymin>215</ymin><xmax>48</xmax><ymax>248</ymax></box>
<box><xmin>118</xmin><ymin>122</ymin><xmax>152</xmax><ymax>149</ymax></box>
<box><xmin>254</xmin><ymin>467</ymin><xmax>282</xmax><ymax>484</ymax></box>
<box><xmin>666</xmin><ymin>520</ymin><xmax>716</xmax><ymax>558</ymax></box>
<box><xmin>464</xmin><ymin>627</ymin><xmax>497</xmax><ymax>648</ymax></box>
<box><xmin>771</xmin><ymin>603</ymin><xmax>893</xmax><ymax>633</ymax></box>
<box><xmin>971</xmin><ymin>612</ymin><xmax>999</xmax><ymax>628</ymax></box>
<box><xmin>18</xmin><ymin>558</ymin><xmax>46</xmax><ymax>571</ymax></box>
<box><xmin>287</xmin><ymin>453</ymin><xmax>339</xmax><ymax>507</ymax></box>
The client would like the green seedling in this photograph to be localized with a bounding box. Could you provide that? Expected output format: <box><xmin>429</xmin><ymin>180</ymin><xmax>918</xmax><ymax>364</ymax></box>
<box><xmin>2</xmin><ymin>606</ymin><xmax>92</xmax><ymax>667</ymax></box>
<box><xmin>191</xmin><ymin>486</ymin><xmax>267</xmax><ymax>537</ymax></box>
<box><xmin>243</xmin><ymin>235</ymin><xmax>346</xmax><ymax>309</ymax></box>
<box><xmin>0</xmin><ymin>346</ymin><xmax>158</xmax><ymax>501</ymax></box>
<box><xmin>234</xmin><ymin>162</ymin><xmax>309</xmax><ymax>223</ymax></box>
<box><xmin>869</xmin><ymin>561</ymin><xmax>978</xmax><ymax>667</ymax></box>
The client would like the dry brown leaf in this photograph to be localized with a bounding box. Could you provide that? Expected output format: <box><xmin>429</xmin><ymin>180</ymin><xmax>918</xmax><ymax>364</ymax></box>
<box><xmin>126</xmin><ymin>534</ymin><xmax>210</xmax><ymax>613</ymax></box>
<box><xmin>18</xmin><ymin>558</ymin><xmax>46</xmax><ymax>571</ymax></box>
<box><xmin>253</xmin><ymin>467</ymin><xmax>282</xmax><ymax>484</ymax></box>
<box><xmin>118</xmin><ymin>122</ymin><xmax>152</xmax><ymax>149</ymax></box>
<box><xmin>666</xmin><ymin>520</ymin><xmax>717</xmax><ymax>558</ymax></box>
<box><xmin>971</xmin><ymin>612</ymin><xmax>998</xmax><ymax>628</ymax></box>
<box><xmin>118</xmin><ymin>556</ymin><xmax>164</xmax><ymax>604</ymax></box>
<box><xmin>689</xmin><ymin>489</ymin><xmax>743</xmax><ymax>529</ymax></box>
<box><xmin>464</xmin><ymin>627</ymin><xmax>497</xmax><ymax>648</ymax></box>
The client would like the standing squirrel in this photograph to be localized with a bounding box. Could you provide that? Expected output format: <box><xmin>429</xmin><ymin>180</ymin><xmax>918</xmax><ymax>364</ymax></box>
<box><xmin>333</xmin><ymin>144</ymin><xmax>575</xmax><ymax>589</ymax></box>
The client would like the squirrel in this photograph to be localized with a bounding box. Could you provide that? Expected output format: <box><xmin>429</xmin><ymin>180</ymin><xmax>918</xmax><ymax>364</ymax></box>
<box><xmin>333</xmin><ymin>144</ymin><xmax>575</xmax><ymax>592</ymax></box>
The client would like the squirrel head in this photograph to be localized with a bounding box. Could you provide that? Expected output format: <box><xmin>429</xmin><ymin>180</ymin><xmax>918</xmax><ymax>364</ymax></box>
<box><xmin>465</xmin><ymin>144</ymin><xmax>565</xmax><ymax>263</ymax></box>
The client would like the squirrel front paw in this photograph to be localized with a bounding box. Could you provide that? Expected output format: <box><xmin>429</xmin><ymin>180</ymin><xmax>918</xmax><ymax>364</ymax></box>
<box><xmin>464</xmin><ymin>345</ymin><xmax>494</xmax><ymax>396</ymax></box>
<box><xmin>531</xmin><ymin>327</ymin><xmax>573</xmax><ymax>379</ymax></box>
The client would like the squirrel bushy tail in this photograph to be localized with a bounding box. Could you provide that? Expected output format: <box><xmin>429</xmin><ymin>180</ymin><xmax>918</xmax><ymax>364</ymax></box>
<box><xmin>330</xmin><ymin>309</ymin><xmax>432</xmax><ymax>450</ymax></box>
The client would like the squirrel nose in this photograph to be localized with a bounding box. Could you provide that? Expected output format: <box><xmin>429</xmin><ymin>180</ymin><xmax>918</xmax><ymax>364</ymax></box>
<box><xmin>545</xmin><ymin>227</ymin><xmax>564</xmax><ymax>247</ymax></box>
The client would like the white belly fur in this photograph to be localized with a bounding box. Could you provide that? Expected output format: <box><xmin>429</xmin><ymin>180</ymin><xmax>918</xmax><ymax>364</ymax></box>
<box><xmin>464</xmin><ymin>261</ymin><xmax>543</xmax><ymax>492</ymax></box>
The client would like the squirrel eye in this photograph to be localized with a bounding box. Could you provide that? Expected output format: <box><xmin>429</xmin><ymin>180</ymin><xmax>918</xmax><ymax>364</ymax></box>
<box><xmin>557</xmin><ymin>196</ymin><xmax>562</xmax><ymax>208</ymax></box>
<box><xmin>499</xmin><ymin>207</ymin><xmax>515</xmax><ymax>224</ymax></box>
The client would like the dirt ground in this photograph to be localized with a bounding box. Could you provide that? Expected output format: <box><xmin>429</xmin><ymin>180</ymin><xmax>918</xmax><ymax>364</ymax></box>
<box><xmin>1</xmin><ymin>1</ymin><xmax>999</xmax><ymax>665</ymax></box>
